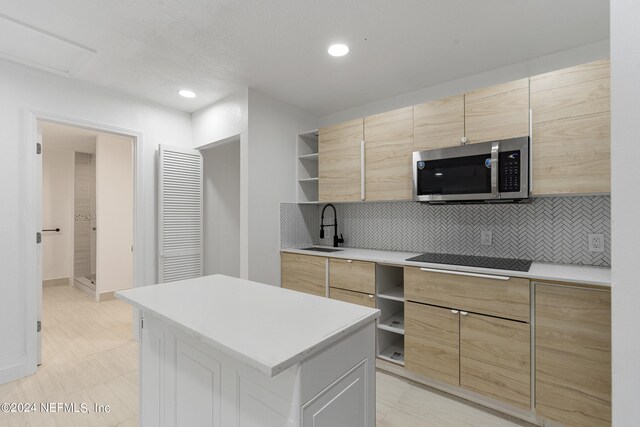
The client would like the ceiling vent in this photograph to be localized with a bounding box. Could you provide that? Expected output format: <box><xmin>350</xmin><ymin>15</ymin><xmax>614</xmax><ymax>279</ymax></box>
<box><xmin>0</xmin><ymin>13</ymin><xmax>95</xmax><ymax>76</ymax></box>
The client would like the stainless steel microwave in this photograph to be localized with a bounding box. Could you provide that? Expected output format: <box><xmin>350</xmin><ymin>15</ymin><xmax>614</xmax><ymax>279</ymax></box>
<box><xmin>412</xmin><ymin>136</ymin><xmax>530</xmax><ymax>203</ymax></box>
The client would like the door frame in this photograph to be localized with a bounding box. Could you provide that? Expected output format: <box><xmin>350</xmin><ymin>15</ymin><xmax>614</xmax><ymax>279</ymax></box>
<box><xmin>23</xmin><ymin>109</ymin><xmax>145</xmax><ymax>374</ymax></box>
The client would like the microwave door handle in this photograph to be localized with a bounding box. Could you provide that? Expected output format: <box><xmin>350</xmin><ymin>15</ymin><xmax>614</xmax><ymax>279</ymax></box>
<box><xmin>491</xmin><ymin>141</ymin><xmax>499</xmax><ymax>198</ymax></box>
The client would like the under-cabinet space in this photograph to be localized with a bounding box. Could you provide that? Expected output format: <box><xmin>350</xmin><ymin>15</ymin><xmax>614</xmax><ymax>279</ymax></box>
<box><xmin>376</xmin><ymin>264</ymin><xmax>404</xmax><ymax>302</ymax></box>
<box><xmin>378</xmin><ymin>329</ymin><xmax>404</xmax><ymax>366</ymax></box>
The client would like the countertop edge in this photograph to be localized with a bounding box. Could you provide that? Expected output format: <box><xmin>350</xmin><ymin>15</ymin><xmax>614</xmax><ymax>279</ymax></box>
<box><xmin>115</xmin><ymin>290</ymin><xmax>380</xmax><ymax>377</ymax></box>
<box><xmin>280</xmin><ymin>247</ymin><xmax>611</xmax><ymax>288</ymax></box>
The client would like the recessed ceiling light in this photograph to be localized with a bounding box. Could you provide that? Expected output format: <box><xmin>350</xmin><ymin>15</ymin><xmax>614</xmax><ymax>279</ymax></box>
<box><xmin>178</xmin><ymin>89</ymin><xmax>196</xmax><ymax>98</ymax></box>
<box><xmin>328</xmin><ymin>44</ymin><xmax>349</xmax><ymax>57</ymax></box>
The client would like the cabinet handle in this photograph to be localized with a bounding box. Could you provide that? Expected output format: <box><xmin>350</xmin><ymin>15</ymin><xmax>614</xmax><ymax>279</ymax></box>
<box><xmin>347</xmin><ymin>259</ymin><xmax>352</xmax><ymax>263</ymax></box>
<box><xmin>360</xmin><ymin>140</ymin><xmax>366</xmax><ymax>201</ymax></box>
<box><xmin>460</xmin><ymin>311</ymin><xmax>468</xmax><ymax>316</ymax></box>
<box><xmin>368</xmin><ymin>294</ymin><xmax>374</xmax><ymax>299</ymax></box>
<box><xmin>419</xmin><ymin>267</ymin><xmax>510</xmax><ymax>281</ymax></box>
<box><xmin>451</xmin><ymin>309</ymin><xmax>459</xmax><ymax>314</ymax></box>
<box><xmin>529</xmin><ymin>108</ymin><xmax>533</xmax><ymax>194</ymax></box>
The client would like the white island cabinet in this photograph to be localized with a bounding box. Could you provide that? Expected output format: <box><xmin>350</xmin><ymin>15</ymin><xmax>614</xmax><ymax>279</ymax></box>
<box><xmin>116</xmin><ymin>275</ymin><xmax>380</xmax><ymax>427</ymax></box>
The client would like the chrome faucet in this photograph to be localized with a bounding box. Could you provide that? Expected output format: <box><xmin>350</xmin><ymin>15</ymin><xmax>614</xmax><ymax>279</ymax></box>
<box><xmin>320</xmin><ymin>204</ymin><xmax>344</xmax><ymax>248</ymax></box>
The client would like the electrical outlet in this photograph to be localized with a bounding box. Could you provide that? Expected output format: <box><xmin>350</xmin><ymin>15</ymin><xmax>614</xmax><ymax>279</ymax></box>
<box><xmin>588</xmin><ymin>234</ymin><xmax>605</xmax><ymax>253</ymax></box>
<box><xmin>480</xmin><ymin>230</ymin><xmax>493</xmax><ymax>246</ymax></box>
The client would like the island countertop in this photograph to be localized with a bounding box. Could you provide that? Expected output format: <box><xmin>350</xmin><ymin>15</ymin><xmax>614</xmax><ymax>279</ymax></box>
<box><xmin>116</xmin><ymin>274</ymin><xmax>380</xmax><ymax>377</ymax></box>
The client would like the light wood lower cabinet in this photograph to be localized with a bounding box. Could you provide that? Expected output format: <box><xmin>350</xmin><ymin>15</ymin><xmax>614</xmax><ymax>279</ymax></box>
<box><xmin>535</xmin><ymin>284</ymin><xmax>611</xmax><ymax>427</ymax></box>
<box><xmin>280</xmin><ymin>253</ymin><xmax>326</xmax><ymax>297</ymax></box>
<box><xmin>329</xmin><ymin>258</ymin><xmax>375</xmax><ymax>294</ymax></box>
<box><xmin>330</xmin><ymin>287</ymin><xmax>376</xmax><ymax>308</ymax></box>
<box><xmin>405</xmin><ymin>302</ymin><xmax>460</xmax><ymax>386</ymax></box>
<box><xmin>460</xmin><ymin>313</ymin><xmax>530</xmax><ymax>409</ymax></box>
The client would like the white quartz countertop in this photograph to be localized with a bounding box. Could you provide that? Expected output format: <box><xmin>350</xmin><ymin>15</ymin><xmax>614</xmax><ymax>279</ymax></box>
<box><xmin>282</xmin><ymin>246</ymin><xmax>611</xmax><ymax>288</ymax></box>
<box><xmin>116</xmin><ymin>275</ymin><xmax>380</xmax><ymax>377</ymax></box>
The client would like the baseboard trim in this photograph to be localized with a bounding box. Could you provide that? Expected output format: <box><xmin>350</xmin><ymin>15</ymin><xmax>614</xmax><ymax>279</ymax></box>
<box><xmin>72</xmin><ymin>279</ymin><xmax>95</xmax><ymax>299</ymax></box>
<box><xmin>0</xmin><ymin>362</ymin><xmax>31</xmax><ymax>385</ymax></box>
<box><xmin>43</xmin><ymin>277</ymin><xmax>70</xmax><ymax>287</ymax></box>
<box><xmin>97</xmin><ymin>291</ymin><xmax>116</xmax><ymax>302</ymax></box>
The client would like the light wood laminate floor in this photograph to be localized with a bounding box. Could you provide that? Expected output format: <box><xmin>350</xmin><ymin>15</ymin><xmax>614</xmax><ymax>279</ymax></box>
<box><xmin>0</xmin><ymin>284</ymin><xmax>529</xmax><ymax>426</ymax></box>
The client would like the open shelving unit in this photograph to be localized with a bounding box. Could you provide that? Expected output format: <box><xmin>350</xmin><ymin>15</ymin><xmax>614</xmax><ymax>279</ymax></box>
<box><xmin>296</xmin><ymin>130</ymin><xmax>319</xmax><ymax>204</ymax></box>
<box><xmin>375</xmin><ymin>264</ymin><xmax>405</xmax><ymax>366</ymax></box>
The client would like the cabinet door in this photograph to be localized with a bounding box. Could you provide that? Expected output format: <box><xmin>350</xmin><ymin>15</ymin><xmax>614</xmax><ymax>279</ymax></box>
<box><xmin>405</xmin><ymin>302</ymin><xmax>459</xmax><ymax>386</ymax></box>
<box><xmin>330</xmin><ymin>287</ymin><xmax>376</xmax><ymax>308</ymax></box>
<box><xmin>460</xmin><ymin>313</ymin><xmax>530</xmax><ymax>409</ymax></box>
<box><xmin>536</xmin><ymin>284</ymin><xmax>611</xmax><ymax>427</ymax></box>
<box><xmin>414</xmin><ymin>95</ymin><xmax>465</xmax><ymax>151</ymax></box>
<box><xmin>281</xmin><ymin>253</ymin><xmax>326</xmax><ymax>296</ymax></box>
<box><xmin>329</xmin><ymin>259</ymin><xmax>375</xmax><ymax>294</ymax></box>
<box><xmin>364</xmin><ymin>106</ymin><xmax>414</xmax><ymax>201</ymax></box>
<box><xmin>319</xmin><ymin>119</ymin><xmax>363</xmax><ymax>202</ymax></box>
<box><xmin>464</xmin><ymin>78</ymin><xmax>530</xmax><ymax>144</ymax></box>
<box><xmin>530</xmin><ymin>60</ymin><xmax>610</xmax><ymax>195</ymax></box>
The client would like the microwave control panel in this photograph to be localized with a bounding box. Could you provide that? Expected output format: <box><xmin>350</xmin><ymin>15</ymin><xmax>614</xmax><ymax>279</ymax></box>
<box><xmin>499</xmin><ymin>151</ymin><xmax>521</xmax><ymax>193</ymax></box>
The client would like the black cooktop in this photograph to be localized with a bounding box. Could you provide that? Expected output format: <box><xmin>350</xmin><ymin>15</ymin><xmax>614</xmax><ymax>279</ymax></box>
<box><xmin>406</xmin><ymin>252</ymin><xmax>533</xmax><ymax>272</ymax></box>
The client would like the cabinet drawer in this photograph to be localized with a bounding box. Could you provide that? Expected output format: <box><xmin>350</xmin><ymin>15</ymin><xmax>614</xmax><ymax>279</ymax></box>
<box><xmin>329</xmin><ymin>259</ymin><xmax>375</xmax><ymax>294</ymax></box>
<box><xmin>281</xmin><ymin>253</ymin><xmax>326</xmax><ymax>297</ymax></box>
<box><xmin>404</xmin><ymin>267</ymin><xmax>530</xmax><ymax>322</ymax></box>
<box><xmin>329</xmin><ymin>287</ymin><xmax>376</xmax><ymax>308</ymax></box>
<box><xmin>460</xmin><ymin>313</ymin><xmax>531</xmax><ymax>409</ymax></box>
<box><xmin>405</xmin><ymin>302</ymin><xmax>460</xmax><ymax>386</ymax></box>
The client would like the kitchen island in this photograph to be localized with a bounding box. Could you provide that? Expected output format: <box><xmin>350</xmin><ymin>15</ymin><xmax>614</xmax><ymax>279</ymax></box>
<box><xmin>116</xmin><ymin>274</ymin><xmax>380</xmax><ymax>427</ymax></box>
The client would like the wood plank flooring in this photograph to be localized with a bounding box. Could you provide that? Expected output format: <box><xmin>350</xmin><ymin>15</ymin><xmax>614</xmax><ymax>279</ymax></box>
<box><xmin>0</xmin><ymin>284</ymin><xmax>530</xmax><ymax>426</ymax></box>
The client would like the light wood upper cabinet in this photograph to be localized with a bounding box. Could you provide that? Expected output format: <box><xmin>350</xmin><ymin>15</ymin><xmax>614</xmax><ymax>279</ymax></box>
<box><xmin>319</xmin><ymin>118</ymin><xmax>363</xmax><ymax>202</ymax></box>
<box><xmin>364</xmin><ymin>106</ymin><xmax>414</xmax><ymax>201</ymax></box>
<box><xmin>281</xmin><ymin>253</ymin><xmax>326</xmax><ymax>297</ymax></box>
<box><xmin>536</xmin><ymin>284</ymin><xmax>611</xmax><ymax>427</ymax></box>
<box><xmin>530</xmin><ymin>60</ymin><xmax>610</xmax><ymax>195</ymax></box>
<box><xmin>414</xmin><ymin>95</ymin><xmax>465</xmax><ymax>151</ymax></box>
<box><xmin>405</xmin><ymin>302</ymin><xmax>460</xmax><ymax>386</ymax></box>
<box><xmin>460</xmin><ymin>313</ymin><xmax>530</xmax><ymax>409</ymax></box>
<box><xmin>464</xmin><ymin>78</ymin><xmax>530</xmax><ymax>144</ymax></box>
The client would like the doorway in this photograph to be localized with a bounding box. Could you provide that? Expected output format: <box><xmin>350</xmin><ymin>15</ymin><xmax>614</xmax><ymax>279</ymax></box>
<box><xmin>200</xmin><ymin>138</ymin><xmax>241</xmax><ymax>277</ymax></box>
<box><xmin>38</xmin><ymin>120</ymin><xmax>135</xmax><ymax>365</ymax></box>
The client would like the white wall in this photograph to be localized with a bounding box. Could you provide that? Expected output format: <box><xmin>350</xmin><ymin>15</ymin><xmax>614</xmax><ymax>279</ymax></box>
<box><xmin>96</xmin><ymin>134</ymin><xmax>134</xmax><ymax>295</ymax></box>
<box><xmin>202</xmin><ymin>142</ymin><xmax>241</xmax><ymax>277</ymax></box>
<box><xmin>611</xmin><ymin>1</ymin><xmax>640</xmax><ymax>424</ymax></box>
<box><xmin>319</xmin><ymin>40</ymin><xmax>610</xmax><ymax>127</ymax></box>
<box><xmin>0</xmin><ymin>57</ymin><xmax>192</xmax><ymax>383</ymax></box>
<box><xmin>193</xmin><ymin>90</ymin><xmax>249</xmax><ymax>279</ymax></box>
<box><xmin>41</xmin><ymin>150</ymin><xmax>74</xmax><ymax>281</ymax></box>
<box><xmin>247</xmin><ymin>89</ymin><xmax>317</xmax><ymax>285</ymax></box>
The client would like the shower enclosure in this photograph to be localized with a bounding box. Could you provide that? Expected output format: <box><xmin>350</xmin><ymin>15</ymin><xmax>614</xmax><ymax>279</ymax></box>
<box><xmin>73</xmin><ymin>152</ymin><xmax>97</xmax><ymax>297</ymax></box>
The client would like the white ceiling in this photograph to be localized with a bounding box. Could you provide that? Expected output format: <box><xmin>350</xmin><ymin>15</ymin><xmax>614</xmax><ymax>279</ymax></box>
<box><xmin>2</xmin><ymin>1</ymin><xmax>609</xmax><ymax>116</ymax></box>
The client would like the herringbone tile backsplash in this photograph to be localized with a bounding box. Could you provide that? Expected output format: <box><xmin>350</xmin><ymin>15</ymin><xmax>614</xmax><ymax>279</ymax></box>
<box><xmin>280</xmin><ymin>196</ymin><xmax>611</xmax><ymax>267</ymax></box>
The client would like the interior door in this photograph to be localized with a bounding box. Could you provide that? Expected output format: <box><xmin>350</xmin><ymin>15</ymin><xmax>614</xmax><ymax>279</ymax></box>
<box><xmin>36</xmin><ymin>124</ymin><xmax>43</xmax><ymax>365</ymax></box>
<box><xmin>158</xmin><ymin>145</ymin><xmax>203</xmax><ymax>283</ymax></box>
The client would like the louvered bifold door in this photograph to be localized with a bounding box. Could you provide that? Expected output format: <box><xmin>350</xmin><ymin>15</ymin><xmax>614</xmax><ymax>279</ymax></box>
<box><xmin>158</xmin><ymin>145</ymin><xmax>203</xmax><ymax>283</ymax></box>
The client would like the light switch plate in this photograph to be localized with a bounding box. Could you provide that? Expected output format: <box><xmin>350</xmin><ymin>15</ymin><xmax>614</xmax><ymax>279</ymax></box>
<box><xmin>480</xmin><ymin>230</ymin><xmax>493</xmax><ymax>246</ymax></box>
<box><xmin>588</xmin><ymin>234</ymin><xmax>605</xmax><ymax>253</ymax></box>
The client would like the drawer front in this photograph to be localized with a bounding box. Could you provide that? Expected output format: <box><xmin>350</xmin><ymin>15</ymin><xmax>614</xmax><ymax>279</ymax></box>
<box><xmin>329</xmin><ymin>259</ymin><xmax>375</xmax><ymax>294</ymax></box>
<box><xmin>281</xmin><ymin>253</ymin><xmax>326</xmax><ymax>297</ymax></box>
<box><xmin>329</xmin><ymin>287</ymin><xmax>376</xmax><ymax>308</ymax></box>
<box><xmin>460</xmin><ymin>313</ymin><xmax>531</xmax><ymax>409</ymax></box>
<box><xmin>404</xmin><ymin>267</ymin><xmax>530</xmax><ymax>322</ymax></box>
<box><xmin>405</xmin><ymin>302</ymin><xmax>460</xmax><ymax>386</ymax></box>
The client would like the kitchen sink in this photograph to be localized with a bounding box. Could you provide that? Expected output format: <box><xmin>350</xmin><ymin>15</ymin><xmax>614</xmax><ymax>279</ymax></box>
<box><xmin>300</xmin><ymin>247</ymin><xmax>343</xmax><ymax>253</ymax></box>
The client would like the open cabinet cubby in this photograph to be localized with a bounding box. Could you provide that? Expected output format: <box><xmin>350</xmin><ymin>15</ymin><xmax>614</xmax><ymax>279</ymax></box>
<box><xmin>376</xmin><ymin>264</ymin><xmax>405</xmax><ymax>366</ymax></box>
<box><xmin>296</xmin><ymin>130</ymin><xmax>319</xmax><ymax>204</ymax></box>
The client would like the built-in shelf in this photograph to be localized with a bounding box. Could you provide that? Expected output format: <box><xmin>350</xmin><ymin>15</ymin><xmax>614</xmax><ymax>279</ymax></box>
<box><xmin>296</xmin><ymin>130</ymin><xmax>319</xmax><ymax>203</ymax></box>
<box><xmin>377</xmin><ymin>286</ymin><xmax>404</xmax><ymax>302</ymax></box>
<box><xmin>298</xmin><ymin>201</ymin><xmax>319</xmax><ymax>205</ymax></box>
<box><xmin>378</xmin><ymin>312</ymin><xmax>404</xmax><ymax>335</ymax></box>
<box><xmin>378</xmin><ymin>340</ymin><xmax>405</xmax><ymax>366</ymax></box>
